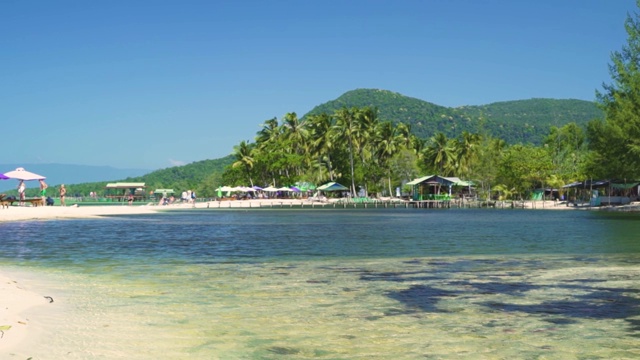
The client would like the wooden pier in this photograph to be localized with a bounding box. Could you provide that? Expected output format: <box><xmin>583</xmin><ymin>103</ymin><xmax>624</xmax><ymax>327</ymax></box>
<box><xmin>408</xmin><ymin>200</ymin><xmax>451</xmax><ymax>209</ymax></box>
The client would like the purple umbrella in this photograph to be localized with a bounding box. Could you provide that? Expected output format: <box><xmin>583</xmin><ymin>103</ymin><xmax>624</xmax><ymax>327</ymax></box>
<box><xmin>0</xmin><ymin>173</ymin><xmax>9</xmax><ymax>180</ymax></box>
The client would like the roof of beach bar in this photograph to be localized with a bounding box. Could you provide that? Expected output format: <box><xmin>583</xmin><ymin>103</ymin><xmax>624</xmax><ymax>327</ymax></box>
<box><xmin>562</xmin><ymin>179</ymin><xmax>639</xmax><ymax>189</ymax></box>
<box><xmin>105</xmin><ymin>182</ymin><xmax>146</xmax><ymax>189</ymax></box>
<box><xmin>406</xmin><ymin>175</ymin><xmax>473</xmax><ymax>187</ymax></box>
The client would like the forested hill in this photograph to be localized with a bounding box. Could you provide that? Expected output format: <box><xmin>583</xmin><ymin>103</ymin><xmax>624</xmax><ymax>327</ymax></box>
<box><xmin>53</xmin><ymin>155</ymin><xmax>235</xmax><ymax>197</ymax></box>
<box><xmin>304</xmin><ymin>89</ymin><xmax>602</xmax><ymax>144</ymax></box>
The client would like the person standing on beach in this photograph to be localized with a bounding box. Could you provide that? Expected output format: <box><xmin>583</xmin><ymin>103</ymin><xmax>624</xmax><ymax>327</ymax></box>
<box><xmin>39</xmin><ymin>179</ymin><xmax>48</xmax><ymax>205</ymax></box>
<box><xmin>18</xmin><ymin>180</ymin><xmax>26</xmax><ymax>206</ymax></box>
<box><xmin>59</xmin><ymin>184</ymin><xmax>66</xmax><ymax>206</ymax></box>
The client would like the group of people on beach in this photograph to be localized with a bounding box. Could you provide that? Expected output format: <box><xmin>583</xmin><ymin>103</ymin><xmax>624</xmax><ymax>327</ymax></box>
<box><xmin>14</xmin><ymin>179</ymin><xmax>66</xmax><ymax>206</ymax></box>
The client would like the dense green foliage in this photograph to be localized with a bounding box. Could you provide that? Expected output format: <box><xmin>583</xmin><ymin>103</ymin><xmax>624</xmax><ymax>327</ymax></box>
<box><xmin>587</xmin><ymin>1</ymin><xmax>640</xmax><ymax>180</ymax></box>
<box><xmin>306</xmin><ymin>89</ymin><xmax>602</xmax><ymax>145</ymax></box>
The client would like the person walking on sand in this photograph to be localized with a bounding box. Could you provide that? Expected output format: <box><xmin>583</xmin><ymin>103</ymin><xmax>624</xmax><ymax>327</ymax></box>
<box><xmin>39</xmin><ymin>179</ymin><xmax>48</xmax><ymax>205</ymax></box>
<box><xmin>59</xmin><ymin>184</ymin><xmax>66</xmax><ymax>206</ymax></box>
<box><xmin>18</xmin><ymin>180</ymin><xmax>26</xmax><ymax>206</ymax></box>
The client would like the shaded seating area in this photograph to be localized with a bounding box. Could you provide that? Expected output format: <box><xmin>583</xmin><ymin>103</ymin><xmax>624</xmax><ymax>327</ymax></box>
<box><xmin>105</xmin><ymin>182</ymin><xmax>147</xmax><ymax>203</ymax></box>
<box><xmin>563</xmin><ymin>179</ymin><xmax>639</xmax><ymax>206</ymax></box>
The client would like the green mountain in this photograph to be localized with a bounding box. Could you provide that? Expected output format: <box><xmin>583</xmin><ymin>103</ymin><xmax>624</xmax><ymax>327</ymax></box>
<box><xmin>304</xmin><ymin>89</ymin><xmax>602</xmax><ymax>144</ymax></box>
<box><xmin>51</xmin><ymin>89</ymin><xmax>602</xmax><ymax>195</ymax></box>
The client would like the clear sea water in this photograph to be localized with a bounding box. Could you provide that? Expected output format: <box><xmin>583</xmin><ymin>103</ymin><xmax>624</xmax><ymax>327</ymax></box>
<box><xmin>1</xmin><ymin>208</ymin><xmax>640</xmax><ymax>359</ymax></box>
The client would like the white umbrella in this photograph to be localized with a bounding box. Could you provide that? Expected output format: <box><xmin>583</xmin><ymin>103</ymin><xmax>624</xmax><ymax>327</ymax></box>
<box><xmin>262</xmin><ymin>186</ymin><xmax>278</xmax><ymax>192</ymax></box>
<box><xmin>277</xmin><ymin>187</ymin><xmax>292</xmax><ymax>192</ymax></box>
<box><xmin>3</xmin><ymin>167</ymin><xmax>45</xmax><ymax>181</ymax></box>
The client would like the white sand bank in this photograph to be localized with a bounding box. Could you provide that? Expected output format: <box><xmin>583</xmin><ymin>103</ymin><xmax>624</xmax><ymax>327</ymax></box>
<box><xmin>0</xmin><ymin>273</ymin><xmax>52</xmax><ymax>352</ymax></box>
<box><xmin>0</xmin><ymin>199</ymin><xmax>331</xmax><ymax>222</ymax></box>
<box><xmin>0</xmin><ymin>204</ymin><xmax>161</xmax><ymax>222</ymax></box>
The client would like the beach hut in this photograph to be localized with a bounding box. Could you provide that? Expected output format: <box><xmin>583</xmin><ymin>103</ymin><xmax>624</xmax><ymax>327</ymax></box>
<box><xmin>317</xmin><ymin>182</ymin><xmax>348</xmax><ymax>191</ymax></box>
<box><xmin>406</xmin><ymin>175</ymin><xmax>473</xmax><ymax>201</ymax></box>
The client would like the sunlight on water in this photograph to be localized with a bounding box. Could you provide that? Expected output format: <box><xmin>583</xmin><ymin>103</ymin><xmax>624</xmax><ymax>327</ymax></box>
<box><xmin>1</xmin><ymin>209</ymin><xmax>640</xmax><ymax>359</ymax></box>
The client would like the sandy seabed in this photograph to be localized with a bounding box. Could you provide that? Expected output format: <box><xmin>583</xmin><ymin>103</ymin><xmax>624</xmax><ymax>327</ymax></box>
<box><xmin>1</xmin><ymin>198</ymin><xmax>639</xmax><ymax>355</ymax></box>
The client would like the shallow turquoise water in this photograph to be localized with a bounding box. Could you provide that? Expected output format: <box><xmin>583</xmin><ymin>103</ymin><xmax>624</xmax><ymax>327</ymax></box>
<box><xmin>1</xmin><ymin>208</ymin><xmax>639</xmax><ymax>359</ymax></box>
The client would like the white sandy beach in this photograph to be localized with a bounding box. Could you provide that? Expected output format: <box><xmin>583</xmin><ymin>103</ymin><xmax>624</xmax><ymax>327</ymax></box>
<box><xmin>0</xmin><ymin>199</ymin><xmax>325</xmax><ymax>222</ymax></box>
<box><xmin>0</xmin><ymin>273</ymin><xmax>52</xmax><ymax>352</ymax></box>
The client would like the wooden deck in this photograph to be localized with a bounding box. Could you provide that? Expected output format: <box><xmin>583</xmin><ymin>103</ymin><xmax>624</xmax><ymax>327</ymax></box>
<box><xmin>408</xmin><ymin>200</ymin><xmax>451</xmax><ymax>208</ymax></box>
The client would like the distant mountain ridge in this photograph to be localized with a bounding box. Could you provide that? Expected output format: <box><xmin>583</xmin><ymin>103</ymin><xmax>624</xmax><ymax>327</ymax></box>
<box><xmin>304</xmin><ymin>89</ymin><xmax>602</xmax><ymax>144</ymax></box>
<box><xmin>0</xmin><ymin>163</ymin><xmax>150</xmax><ymax>191</ymax></box>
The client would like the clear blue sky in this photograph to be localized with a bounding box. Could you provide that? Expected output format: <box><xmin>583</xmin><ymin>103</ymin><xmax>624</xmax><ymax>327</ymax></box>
<box><xmin>2</xmin><ymin>0</ymin><xmax>636</xmax><ymax>170</ymax></box>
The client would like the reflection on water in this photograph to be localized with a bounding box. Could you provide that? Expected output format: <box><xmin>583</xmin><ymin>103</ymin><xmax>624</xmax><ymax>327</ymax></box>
<box><xmin>1</xmin><ymin>209</ymin><xmax>639</xmax><ymax>359</ymax></box>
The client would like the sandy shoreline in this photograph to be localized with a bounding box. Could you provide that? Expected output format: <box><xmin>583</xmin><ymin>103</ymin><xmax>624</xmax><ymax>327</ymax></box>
<box><xmin>2</xmin><ymin>198</ymin><xmax>640</xmax><ymax>223</ymax></box>
<box><xmin>0</xmin><ymin>272</ymin><xmax>52</xmax><ymax>352</ymax></box>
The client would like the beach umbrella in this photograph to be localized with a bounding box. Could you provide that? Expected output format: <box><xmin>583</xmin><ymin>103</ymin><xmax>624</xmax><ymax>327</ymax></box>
<box><xmin>262</xmin><ymin>186</ymin><xmax>278</xmax><ymax>192</ymax></box>
<box><xmin>3</xmin><ymin>167</ymin><xmax>45</xmax><ymax>181</ymax></box>
<box><xmin>0</xmin><ymin>173</ymin><xmax>9</xmax><ymax>180</ymax></box>
<box><xmin>277</xmin><ymin>187</ymin><xmax>292</xmax><ymax>192</ymax></box>
<box><xmin>252</xmin><ymin>185</ymin><xmax>263</xmax><ymax>190</ymax></box>
<box><xmin>317</xmin><ymin>182</ymin><xmax>348</xmax><ymax>191</ymax></box>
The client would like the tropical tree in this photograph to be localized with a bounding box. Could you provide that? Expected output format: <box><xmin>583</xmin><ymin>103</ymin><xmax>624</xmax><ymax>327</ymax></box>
<box><xmin>332</xmin><ymin>107</ymin><xmax>360</xmax><ymax>195</ymax></box>
<box><xmin>231</xmin><ymin>140</ymin><xmax>256</xmax><ymax>186</ymax></box>
<box><xmin>306</xmin><ymin>113</ymin><xmax>337</xmax><ymax>182</ymax></box>
<box><xmin>497</xmin><ymin>144</ymin><xmax>554</xmax><ymax>198</ymax></box>
<box><xmin>373</xmin><ymin>121</ymin><xmax>399</xmax><ymax>196</ymax></box>
<box><xmin>422</xmin><ymin>132</ymin><xmax>457</xmax><ymax>175</ymax></box>
<box><xmin>544</xmin><ymin>123</ymin><xmax>587</xmax><ymax>181</ymax></box>
<box><xmin>453</xmin><ymin>131</ymin><xmax>482</xmax><ymax>178</ymax></box>
<box><xmin>588</xmin><ymin>1</ymin><xmax>640</xmax><ymax>179</ymax></box>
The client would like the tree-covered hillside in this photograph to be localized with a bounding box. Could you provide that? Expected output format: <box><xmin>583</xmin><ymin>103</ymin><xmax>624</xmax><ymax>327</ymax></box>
<box><xmin>42</xmin><ymin>155</ymin><xmax>235</xmax><ymax>198</ymax></box>
<box><xmin>35</xmin><ymin>89</ymin><xmax>603</xmax><ymax>197</ymax></box>
<box><xmin>304</xmin><ymin>89</ymin><xmax>602</xmax><ymax>144</ymax></box>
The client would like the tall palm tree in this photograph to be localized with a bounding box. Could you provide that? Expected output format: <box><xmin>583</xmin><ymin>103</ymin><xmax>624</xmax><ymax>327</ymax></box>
<box><xmin>307</xmin><ymin>113</ymin><xmax>336</xmax><ymax>181</ymax></box>
<box><xmin>255</xmin><ymin>117</ymin><xmax>281</xmax><ymax>146</ymax></box>
<box><xmin>454</xmin><ymin>131</ymin><xmax>482</xmax><ymax>178</ymax></box>
<box><xmin>281</xmin><ymin>112</ymin><xmax>308</xmax><ymax>154</ymax></box>
<box><xmin>423</xmin><ymin>132</ymin><xmax>456</xmax><ymax>176</ymax></box>
<box><xmin>374</xmin><ymin>121</ymin><xmax>399</xmax><ymax>196</ymax></box>
<box><xmin>332</xmin><ymin>107</ymin><xmax>359</xmax><ymax>195</ymax></box>
<box><xmin>232</xmin><ymin>140</ymin><xmax>256</xmax><ymax>186</ymax></box>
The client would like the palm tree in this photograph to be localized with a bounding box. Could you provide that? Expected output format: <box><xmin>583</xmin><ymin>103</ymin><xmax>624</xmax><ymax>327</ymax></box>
<box><xmin>423</xmin><ymin>132</ymin><xmax>456</xmax><ymax>176</ymax></box>
<box><xmin>454</xmin><ymin>131</ymin><xmax>482</xmax><ymax>178</ymax></box>
<box><xmin>374</xmin><ymin>121</ymin><xmax>399</xmax><ymax>196</ymax></box>
<box><xmin>307</xmin><ymin>113</ymin><xmax>336</xmax><ymax>181</ymax></box>
<box><xmin>281</xmin><ymin>112</ymin><xmax>308</xmax><ymax>154</ymax></box>
<box><xmin>232</xmin><ymin>140</ymin><xmax>255</xmax><ymax>186</ymax></box>
<box><xmin>332</xmin><ymin>107</ymin><xmax>359</xmax><ymax>195</ymax></box>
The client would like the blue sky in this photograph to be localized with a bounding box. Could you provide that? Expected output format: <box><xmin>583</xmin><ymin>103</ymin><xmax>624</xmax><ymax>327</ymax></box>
<box><xmin>2</xmin><ymin>0</ymin><xmax>636</xmax><ymax>170</ymax></box>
